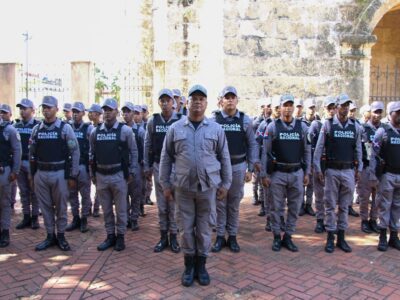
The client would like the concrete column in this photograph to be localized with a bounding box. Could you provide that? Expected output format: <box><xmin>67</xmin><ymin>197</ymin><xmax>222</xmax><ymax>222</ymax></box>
<box><xmin>0</xmin><ymin>63</ymin><xmax>21</xmax><ymax>115</ymax></box>
<box><xmin>70</xmin><ymin>61</ymin><xmax>95</xmax><ymax>109</ymax></box>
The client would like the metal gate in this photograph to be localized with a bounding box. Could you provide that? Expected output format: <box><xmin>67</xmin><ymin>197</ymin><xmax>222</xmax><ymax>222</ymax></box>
<box><xmin>369</xmin><ymin>65</ymin><xmax>400</xmax><ymax>105</ymax></box>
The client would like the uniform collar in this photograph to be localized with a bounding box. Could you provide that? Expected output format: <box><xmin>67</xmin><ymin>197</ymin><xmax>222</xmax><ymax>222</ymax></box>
<box><xmin>160</xmin><ymin>111</ymin><xmax>179</xmax><ymax>122</ymax></box>
<box><xmin>184</xmin><ymin>117</ymin><xmax>209</xmax><ymax>126</ymax></box>
<box><xmin>220</xmin><ymin>109</ymin><xmax>240</xmax><ymax>119</ymax></box>
<box><xmin>332</xmin><ymin>115</ymin><xmax>354</xmax><ymax>127</ymax></box>
<box><xmin>279</xmin><ymin>117</ymin><xmax>297</xmax><ymax>127</ymax></box>
<box><xmin>100</xmin><ymin>120</ymin><xmax>120</xmax><ymax>130</ymax></box>
<box><xmin>40</xmin><ymin>118</ymin><xmax>62</xmax><ymax>129</ymax></box>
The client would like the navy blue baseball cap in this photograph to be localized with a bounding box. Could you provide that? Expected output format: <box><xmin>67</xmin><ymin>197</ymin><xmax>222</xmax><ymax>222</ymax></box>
<box><xmin>221</xmin><ymin>86</ymin><xmax>238</xmax><ymax>98</ymax></box>
<box><xmin>337</xmin><ymin>93</ymin><xmax>353</xmax><ymax>105</ymax></box>
<box><xmin>41</xmin><ymin>96</ymin><xmax>58</xmax><ymax>107</ymax></box>
<box><xmin>72</xmin><ymin>101</ymin><xmax>85</xmax><ymax>112</ymax></box>
<box><xmin>63</xmin><ymin>102</ymin><xmax>72</xmax><ymax>112</ymax></box>
<box><xmin>121</xmin><ymin>101</ymin><xmax>135</xmax><ymax>111</ymax></box>
<box><xmin>101</xmin><ymin>98</ymin><xmax>118</xmax><ymax>110</ymax></box>
<box><xmin>87</xmin><ymin>103</ymin><xmax>103</xmax><ymax>114</ymax></box>
<box><xmin>188</xmin><ymin>84</ymin><xmax>207</xmax><ymax>97</ymax></box>
<box><xmin>324</xmin><ymin>96</ymin><xmax>337</xmax><ymax>107</ymax></box>
<box><xmin>16</xmin><ymin>98</ymin><xmax>34</xmax><ymax>109</ymax></box>
<box><xmin>158</xmin><ymin>89</ymin><xmax>174</xmax><ymax>99</ymax></box>
<box><xmin>0</xmin><ymin>104</ymin><xmax>11</xmax><ymax>113</ymax></box>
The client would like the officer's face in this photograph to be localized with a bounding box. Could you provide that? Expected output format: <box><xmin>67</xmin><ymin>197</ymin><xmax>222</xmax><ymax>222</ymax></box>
<box><xmin>19</xmin><ymin>107</ymin><xmax>34</xmax><ymax>120</ymax></box>
<box><xmin>41</xmin><ymin>105</ymin><xmax>58</xmax><ymax>120</ymax></box>
<box><xmin>0</xmin><ymin>111</ymin><xmax>11</xmax><ymax>121</ymax></box>
<box><xmin>338</xmin><ymin>101</ymin><xmax>350</xmax><ymax>118</ymax></box>
<box><xmin>348</xmin><ymin>109</ymin><xmax>356</xmax><ymax>118</ymax></box>
<box><xmin>325</xmin><ymin>104</ymin><xmax>336</xmax><ymax>118</ymax></box>
<box><xmin>391</xmin><ymin>110</ymin><xmax>400</xmax><ymax>126</ymax></box>
<box><xmin>103</xmin><ymin>107</ymin><xmax>118</xmax><ymax>123</ymax></box>
<box><xmin>264</xmin><ymin>105</ymin><xmax>272</xmax><ymax>116</ymax></box>
<box><xmin>281</xmin><ymin>102</ymin><xmax>294</xmax><ymax>118</ymax></box>
<box><xmin>158</xmin><ymin>96</ymin><xmax>173</xmax><ymax>113</ymax></box>
<box><xmin>72</xmin><ymin>109</ymin><xmax>84</xmax><ymax>123</ymax></box>
<box><xmin>188</xmin><ymin>93</ymin><xmax>207</xmax><ymax>115</ymax></box>
<box><xmin>122</xmin><ymin>108</ymin><xmax>134</xmax><ymax>123</ymax></box>
<box><xmin>221</xmin><ymin>93</ymin><xmax>238</xmax><ymax>112</ymax></box>
<box><xmin>133</xmin><ymin>111</ymin><xmax>143</xmax><ymax>123</ymax></box>
<box><xmin>306</xmin><ymin>106</ymin><xmax>316</xmax><ymax>117</ymax></box>
<box><xmin>63</xmin><ymin>110</ymin><xmax>72</xmax><ymax>120</ymax></box>
<box><xmin>88</xmin><ymin>111</ymin><xmax>101</xmax><ymax>122</ymax></box>
<box><xmin>174</xmin><ymin>96</ymin><xmax>181</xmax><ymax>110</ymax></box>
<box><xmin>272</xmin><ymin>106</ymin><xmax>281</xmax><ymax>118</ymax></box>
<box><xmin>294</xmin><ymin>105</ymin><xmax>303</xmax><ymax>117</ymax></box>
<box><xmin>370</xmin><ymin>109</ymin><xmax>382</xmax><ymax>124</ymax></box>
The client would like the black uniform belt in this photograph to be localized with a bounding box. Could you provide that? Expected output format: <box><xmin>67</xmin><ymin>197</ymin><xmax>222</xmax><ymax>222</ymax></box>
<box><xmin>274</xmin><ymin>163</ymin><xmax>301</xmax><ymax>173</ymax></box>
<box><xmin>231</xmin><ymin>156</ymin><xmax>246</xmax><ymax>165</ymax></box>
<box><xmin>385</xmin><ymin>166</ymin><xmax>400</xmax><ymax>174</ymax></box>
<box><xmin>326</xmin><ymin>161</ymin><xmax>353</xmax><ymax>170</ymax></box>
<box><xmin>0</xmin><ymin>161</ymin><xmax>11</xmax><ymax>167</ymax></box>
<box><xmin>97</xmin><ymin>166</ymin><xmax>122</xmax><ymax>175</ymax></box>
<box><xmin>363</xmin><ymin>160</ymin><xmax>369</xmax><ymax>168</ymax></box>
<box><xmin>21</xmin><ymin>154</ymin><xmax>29</xmax><ymax>161</ymax></box>
<box><xmin>37</xmin><ymin>162</ymin><xmax>65</xmax><ymax>171</ymax></box>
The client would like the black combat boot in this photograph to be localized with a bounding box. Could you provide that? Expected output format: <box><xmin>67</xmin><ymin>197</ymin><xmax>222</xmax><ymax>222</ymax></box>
<box><xmin>305</xmin><ymin>204</ymin><xmax>316</xmax><ymax>216</ymax></box>
<box><xmin>145</xmin><ymin>196</ymin><xmax>154</xmax><ymax>205</ymax></box>
<box><xmin>369</xmin><ymin>219</ymin><xmax>379</xmax><ymax>233</ymax></box>
<box><xmin>196</xmin><ymin>256</ymin><xmax>210</xmax><ymax>286</ymax></box>
<box><xmin>56</xmin><ymin>233</ymin><xmax>71</xmax><ymax>251</ymax></box>
<box><xmin>31</xmin><ymin>215</ymin><xmax>40</xmax><ymax>230</ymax></box>
<box><xmin>114</xmin><ymin>234</ymin><xmax>125</xmax><ymax>251</ymax></box>
<box><xmin>80</xmin><ymin>217</ymin><xmax>88</xmax><ymax>233</ymax></box>
<box><xmin>211</xmin><ymin>236</ymin><xmax>226</xmax><ymax>253</ymax></box>
<box><xmin>265</xmin><ymin>216</ymin><xmax>272</xmax><ymax>232</ymax></box>
<box><xmin>181</xmin><ymin>255</ymin><xmax>195</xmax><ymax>287</ymax></box>
<box><xmin>35</xmin><ymin>233</ymin><xmax>57</xmax><ymax>251</ymax></box>
<box><xmin>314</xmin><ymin>219</ymin><xmax>325</xmax><ymax>234</ymax></box>
<box><xmin>348</xmin><ymin>206</ymin><xmax>359</xmax><ymax>217</ymax></box>
<box><xmin>258</xmin><ymin>202</ymin><xmax>266</xmax><ymax>217</ymax></box>
<box><xmin>227</xmin><ymin>235</ymin><xmax>240</xmax><ymax>253</ymax></box>
<box><xmin>336</xmin><ymin>230</ymin><xmax>352</xmax><ymax>253</ymax></box>
<box><xmin>154</xmin><ymin>230</ymin><xmax>169</xmax><ymax>252</ymax></box>
<box><xmin>0</xmin><ymin>229</ymin><xmax>10</xmax><ymax>248</ymax></box>
<box><xmin>325</xmin><ymin>231</ymin><xmax>335</xmax><ymax>253</ymax></box>
<box><xmin>131</xmin><ymin>220</ymin><xmax>139</xmax><ymax>231</ymax></box>
<box><xmin>139</xmin><ymin>204</ymin><xmax>146</xmax><ymax>217</ymax></box>
<box><xmin>298</xmin><ymin>202</ymin><xmax>306</xmax><ymax>216</ymax></box>
<box><xmin>377</xmin><ymin>229</ymin><xmax>388</xmax><ymax>251</ymax></box>
<box><xmin>361</xmin><ymin>220</ymin><xmax>372</xmax><ymax>234</ymax></box>
<box><xmin>16</xmin><ymin>214</ymin><xmax>31</xmax><ymax>229</ymax></box>
<box><xmin>65</xmin><ymin>216</ymin><xmax>81</xmax><ymax>232</ymax></box>
<box><xmin>169</xmin><ymin>233</ymin><xmax>181</xmax><ymax>253</ymax></box>
<box><xmin>272</xmin><ymin>234</ymin><xmax>281</xmax><ymax>252</ymax></box>
<box><xmin>97</xmin><ymin>233</ymin><xmax>116</xmax><ymax>251</ymax></box>
<box><xmin>388</xmin><ymin>231</ymin><xmax>400</xmax><ymax>250</ymax></box>
<box><xmin>92</xmin><ymin>209</ymin><xmax>100</xmax><ymax>218</ymax></box>
<box><xmin>281</xmin><ymin>233</ymin><xmax>298</xmax><ymax>252</ymax></box>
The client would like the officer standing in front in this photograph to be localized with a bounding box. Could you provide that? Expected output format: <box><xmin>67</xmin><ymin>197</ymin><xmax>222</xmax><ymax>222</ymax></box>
<box><xmin>314</xmin><ymin>94</ymin><xmax>363</xmax><ymax>253</ymax></box>
<box><xmin>261</xmin><ymin>94</ymin><xmax>311</xmax><ymax>252</ymax></box>
<box><xmin>371</xmin><ymin>101</ymin><xmax>400</xmax><ymax>251</ymax></box>
<box><xmin>144</xmin><ymin>89</ymin><xmax>183</xmax><ymax>253</ymax></box>
<box><xmin>14</xmin><ymin>99</ymin><xmax>40</xmax><ymax>230</ymax></box>
<box><xmin>159</xmin><ymin>84</ymin><xmax>232</xmax><ymax>287</ymax></box>
<box><xmin>211</xmin><ymin>86</ymin><xmax>260</xmax><ymax>253</ymax></box>
<box><xmin>65</xmin><ymin>102</ymin><xmax>94</xmax><ymax>233</ymax></box>
<box><xmin>0</xmin><ymin>104</ymin><xmax>21</xmax><ymax>247</ymax></box>
<box><xmin>30</xmin><ymin>96</ymin><xmax>80</xmax><ymax>251</ymax></box>
<box><xmin>89</xmin><ymin>98</ymin><xmax>138</xmax><ymax>252</ymax></box>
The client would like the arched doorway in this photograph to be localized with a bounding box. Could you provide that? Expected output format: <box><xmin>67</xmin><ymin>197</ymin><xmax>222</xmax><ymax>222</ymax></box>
<box><xmin>369</xmin><ymin>3</ymin><xmax>400</xmax><ymax>105</ymax></box>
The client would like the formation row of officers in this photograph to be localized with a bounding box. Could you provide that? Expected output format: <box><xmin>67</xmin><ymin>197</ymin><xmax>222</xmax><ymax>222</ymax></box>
<box><xmin>0</xmin><ymin>85</ymin><xmax>399</xmax><ymax>287</ymax></box>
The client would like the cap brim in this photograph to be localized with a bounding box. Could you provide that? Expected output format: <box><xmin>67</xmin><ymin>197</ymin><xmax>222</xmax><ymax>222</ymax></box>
<box><xmin>101</xmin><ymin>105</ymin><xmax>115</xmax><ymax>110</ymax></box>
<box><xmin>72</xmin><ymin>107</ymin><xmax>84</xmax><ymax>112</ymax></box>
<box><xmin>159</xmin><ymin>93</ymin><xmax>173</xmax><ymax>99</ymax></box>
<box><xmin>16</xmin><ymin>103</ymin><xmax>31</xmax><ymax>108</ymax></box>
<box><xmin>189</xmin><ymin>90</ymin><xmax>207</xmax><ymax>97</ymax></box>
<box><xmin>0</xmin><ymin>109</ymin><xmax>10</xmax><ymax>113</ymax></box>
<box><xmin>40</xmin><ymin>103</ymin><xmax>56</xmax><ymax>107</ymax></box>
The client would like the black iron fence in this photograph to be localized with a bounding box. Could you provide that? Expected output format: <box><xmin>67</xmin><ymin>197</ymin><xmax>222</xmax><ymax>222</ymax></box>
<box><xmin>370</xmin><ymin>64</ymin><xmax>400</xmax><ymax>103</ymax></box>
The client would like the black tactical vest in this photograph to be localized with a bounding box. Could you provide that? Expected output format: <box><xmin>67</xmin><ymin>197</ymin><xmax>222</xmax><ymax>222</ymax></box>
<box><xmin>0</xmin><ymin>123</ymin><xmax>12</xmax><ymax>165</ymax></box>
<box><xmin>35</xmin><ymin>121</ymin><xmax>68</xmax><ymax>162</ymax></box>
<box><xmin>272</xmin><ymin>119</ymin><xmax>303</xmax><ymax>164</ymax></box>
<box><xmin>94</xmin><ymin>123</ymin><xmax>124</xmax><ymax>165</ymax></box>
<box><xmin>15</xmin><ymin>119</ymin><xmax>39</xmax><ymax>160</ymax></box>
<box><xmin>131</xmin><ymin>125</ymin><xmax>143</xmax><ymax>163</ymax></box>
<box><xmin>325</xmin><ymin>119</ymin><xmax>356</xmax><ymax>162</ymax></box>
<box><xmin>151</xmin><ymin>113</ymin><xmax>181</xmax><ymax>163</ymax></box>
<box><xmin>380</xmin><ymin>124</ymin><xmax>400</xmax><ymax>169</ymax></box>
<box><xmin>215</xmin><ymin>111</ymin><xmax>247</xmax><ymax>164</ymax></box>
<box><xmin>73</xmin><ymin>123</ymin><xmax>90</xmax><ymax>165</ymax></box>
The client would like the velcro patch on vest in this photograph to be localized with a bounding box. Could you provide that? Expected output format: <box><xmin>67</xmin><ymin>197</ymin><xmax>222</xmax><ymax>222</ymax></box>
<box><xmin>221</xmin><ymin>123</ymin><xmax>241</xmax><ymax>132</ymax></box>
<box><xmin>155</xmin><ymin>125</ymin><xmax>170</xmax><ymax>133</ymax></box>
<box><xmin>333</xmin><ymin>130</ymin><xmax>354</xmax><ymax>139</ymax></box>
<box><xmin>38</xmin><ymin>132</ymin><xmax>59</xmax><ymax>139</ymax></box>
<box><xmin>279</xmin><ymin>132</ymin><xmax>300</xmax><ymax>140</ymax></box>
<box><xmin>16</xmin><ymin>128</ymin><xmax>33</xmax><ymax>135</ymax></box>
<box><xmin>74</xmin><ymin>131</ymin><xmax>84</xmax><ymax>139</ymax></box>
<box><xmin>96</xmin><ymin>133</ymin><xmax>117</xmax><ymax>141</ymax></box>
<box><xmin>390</xmin><ymin>137</ymin><xmax>400</xmax><ymax>145</ymax></box>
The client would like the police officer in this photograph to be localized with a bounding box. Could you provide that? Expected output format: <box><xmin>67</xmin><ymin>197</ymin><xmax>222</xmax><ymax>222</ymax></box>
<box><xmin>299</xmin><ymin>98</ymin><xmax>319</xmax><ymax>217</ymax></box>
<box><xmin>140</xmin><ymin>104</ymin><xmax>154</xmax><ymax>206</ymax></box>
<box><xmin>65</xmin><ymin>102</ymin><xmax>94</xmax><ymax>233</ymax></box>
<box><xmin>371</xmin><ymin>101</ymin><xmax>400</xmax><ymax>251</ymax></box>
<box><xmin>89</xmin><ymin>98</ymin><xmax>138</xmax><ymax>252</ymax></box>
<box><xmin>30</xmin><ymin>96</ymin><xmax>80</xmax><ymax>251</ymax></box>
<box><xmin>144</xmin><ymin>89</ymin><xmax>183</xmax><ymax>253</ymax></box>
<box><xmin>308</xmin><ymin>96</ymin><xmax>337</xmax><ymax>233</ymax></box>
<box><xmin>87</xmin><ymin>103</ymin><xmax>103</xmax><ymax>217</ymax></box>
<box><xmin>359</xmin><ymin>101</ymin><xmax>384</xmax><ymax>234</ymax></box>
<box><xmin>0</xmin><ymin>104</ymin><xmax>21</xmax><ymax>247</ymax></box>
<box><xmin>63</xmin><ymin>103</ymin><xmax>73</xmax><ymax>123</ymax></box>
<box><xmin>294</xmin><ymin>98</ymin><xmax>304</xmax><ymax>119</ymax></box>
<box><xmin>261</xmin><ymin>94</ymin><xmax>311</xmax><ymax>252</ymax></box>
<box><xmin>211</xmin><ymin>86</ymin><xmax>259</xmax><ymax>253</ymax></box>
<box><xmin>121</xmin><ymin>102</ymin><xmax>145</xmax><ymax>231</ymax></box>
<box><xmin>159</xmin><ymin>84</ymin><xmax>232</xmax><ymax>287</ymax></box>
<box><xmin>360</xmin><ymin>104</ymin><xmax>371</xmax><ymax>124</ymax></box>
<box><xmin>14</xmin><ymin>99</ymin><xmax>40</xmax><ymax>230</ymax></box>
<box><xmin>314</xmin><ymin>93</ymin><xmax>363</xmax><ymax>253</ymax></box>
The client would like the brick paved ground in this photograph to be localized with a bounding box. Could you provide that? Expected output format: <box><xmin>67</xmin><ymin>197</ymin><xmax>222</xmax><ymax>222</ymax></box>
<box><xmin>1</xmin><ymin>184</ymin><xmax>400</xmax><ymax>300</ymax></box>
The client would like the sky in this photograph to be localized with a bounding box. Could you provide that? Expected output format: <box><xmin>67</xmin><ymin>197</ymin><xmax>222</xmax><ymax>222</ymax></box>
<box><xmin>0</xmin><ymin>0</ymin><xmax>139</xmax><ymax>64</ymax></box>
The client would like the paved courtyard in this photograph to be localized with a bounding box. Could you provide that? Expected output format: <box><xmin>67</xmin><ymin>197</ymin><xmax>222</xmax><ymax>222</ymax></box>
<box><xmin>1</xmin><ymin>184</ymin><xmax>400</xmax><ymax>300</ymax></box>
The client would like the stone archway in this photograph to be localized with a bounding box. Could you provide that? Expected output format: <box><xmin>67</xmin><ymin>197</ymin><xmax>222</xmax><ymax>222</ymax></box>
<box><xmin>340</xmin><ymin>0</ymin><xmax>400</xmax><ymax>106</ymax></box>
